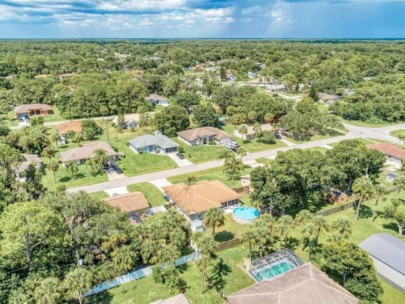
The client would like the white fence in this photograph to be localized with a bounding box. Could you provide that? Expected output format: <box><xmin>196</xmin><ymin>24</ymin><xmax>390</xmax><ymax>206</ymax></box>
<box><xmin>84</xmin><ymin>251</ymin><xmax>201</xmax><ymax>297</ymax></box>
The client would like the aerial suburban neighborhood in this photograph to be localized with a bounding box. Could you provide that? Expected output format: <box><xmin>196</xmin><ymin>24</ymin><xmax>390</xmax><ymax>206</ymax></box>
<box><xmin>1</xmin><ymin>18</ymin><xmax>405</xmax><ymax>304</ymax></box>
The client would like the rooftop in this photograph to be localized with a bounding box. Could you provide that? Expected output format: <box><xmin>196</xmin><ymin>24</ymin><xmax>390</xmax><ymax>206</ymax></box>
<box><xmin>228</xmin><ymin>263</ymin><xmax>358</xmax><ymax>304</ymax></box>
<box><xmin>105</xmin><ymin>192</ymin><xmax>149</xmax><ymax>213</ymax></box>
<box><xmin>359</xmin><ymin>233</ymin><xmax>405</xmax><ymax>275</ymax></box>
<box><xmin>146</xmin><ymin>94</ymin><xmax>167</xmax><ymax>101</ymax></box>
<box><xmin>55</xmin><ymin>121</ymin><xmax>83</xmax><ymax>134</ymax></box>
<box><xmin>128</xmin><ymin>134</ymin><xmax>178</xmax><ymax>150</ymax></box>
<box><xmin>163</xmin><ymin>180</ymin><xmax>240</xmax><ymax>216</ymax></box>
<box><xmin>15</xmin><ymin>154</ymin><xmax>42</xmax><ymax>173</ymax></box>
<box><xmin>318</xmin><ymin>93</ymin><xmax>341</xmax><ymax>101</ymax></box>
<box><xmin>60</xmin><ymin>141</ymin><xmax>117</xmax><ymax>162</ymax></box>
<box><xmin>368</xmin><ymin>143</ymin><xmax>405</xmax><ymax>160</ymax></box>
<box><xmin>178</xmin><ymin>127</ymin><xmax>230</xmax><ymax>142</ymax></box>
<box><xmin>15</xmin><ymin>103</ymin><xmax>53</xmax><ymax>114</ymax></box>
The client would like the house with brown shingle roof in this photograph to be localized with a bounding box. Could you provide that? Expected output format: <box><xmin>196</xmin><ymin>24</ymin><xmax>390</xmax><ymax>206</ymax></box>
<box><xmin>177</xmin><ymin>127</ymin><xmax>231</xmax><ymax>146</ymax></box>
<box><xmin>368</xmin><ymin>143</ymin><xmax>405</xmax><ymax>168</ymax></box>
<box><xmin>227</xmin><ymin>263</ymin><xmax>358</xmax><ymax>304</ymax></box>
<box><xmin>15</xmin><ymin>104</ymin><xmax>53</xmax><ymax>119</ymax></box>
<box><xmin>233</xmin><ymin>124</ymin><xmax>273</xmax><ymax>140</ymax></box>
<box><xmin>105</xmin><ymin>192</ymin><xmax>149</xmax><ymax>221</ymax></box>
<box><xmin>163</xmin><ymin>180</ymin><xmax>239</xmax><ymax>221</ymax></box>
<box><xmin>60</xmin><ymin>141</ymin><xmax>117</xmax><ymax>164</ymax></box>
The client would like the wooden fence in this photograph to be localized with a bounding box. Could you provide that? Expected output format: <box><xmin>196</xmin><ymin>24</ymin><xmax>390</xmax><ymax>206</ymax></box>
<box><xmin>217</xmin><ymin>238</ymin><xmax>242</xmax><ymax>252</ymax></box>
<box><xmin>316</xmin><ymin>200</ymin><xmax>357</xmax><ymax>216</ymax></box>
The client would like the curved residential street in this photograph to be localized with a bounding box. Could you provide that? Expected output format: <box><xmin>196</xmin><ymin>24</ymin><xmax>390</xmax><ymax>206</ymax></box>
<box><xmin>67</xmin><ymin>123</ymin><xmax>405</xmax><ymax>194</ymax></box>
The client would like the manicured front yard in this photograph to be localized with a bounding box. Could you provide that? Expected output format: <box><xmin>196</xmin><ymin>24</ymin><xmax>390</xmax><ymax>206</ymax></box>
<box><xmin>127</xmin><ymin>182</ymin><xmax>166</xmax><ymax>207</ymax></box>
<box><xmin>342</xmin><ymin>118</ymin><xmax>405</xmax><ymax>128</ymax></box>
<box><xmin>167</xmin><ymin>166</ymin><xmax>252</xmax><ymax>189</ymax></box>
<box><xmin>173</xmin><ymin>138</ymin><xmax>229</xmax><ymax>163</ymax></box>
<box><xmin>390</xmin><ymin>129</ymin><xmax>405</xmax><ymax>140</ymax></box>
<box><xmin>91</xmin><ymin>246</ymin><xmax>254</xmax><ymax>304</ymax></box>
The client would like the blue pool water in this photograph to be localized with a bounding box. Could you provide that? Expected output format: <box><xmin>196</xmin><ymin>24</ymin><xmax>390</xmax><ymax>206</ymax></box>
<box><xmin>253</xmin><ymin>261</ymin><xmax>295</xmax><ymax>281</ymax></box>
<box><xmin>233</xmin><ymin>206</ymin><xmax>259</xmax><ymax>220</ymax></box>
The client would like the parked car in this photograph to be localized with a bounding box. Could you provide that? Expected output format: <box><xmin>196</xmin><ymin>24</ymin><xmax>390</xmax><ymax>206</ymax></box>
<box><xmin>275</xmin><ymin>134</ymin><xmax>282</xmax><ymax>139</ymax></box>
<box><xmin>176</xmin><ymin>153</ymin><xmax>185</xmax><ymax>160</ymax></box>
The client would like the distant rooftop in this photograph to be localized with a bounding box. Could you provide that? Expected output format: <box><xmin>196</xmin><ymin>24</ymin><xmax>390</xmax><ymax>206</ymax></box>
<box><xmin>368</xmin><ymin>143</ymin><xmax>405</xmax><ymax>160</ymax></box>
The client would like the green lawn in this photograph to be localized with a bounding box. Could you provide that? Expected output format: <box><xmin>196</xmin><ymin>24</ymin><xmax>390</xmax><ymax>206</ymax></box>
<box><xmin>90</xmin><ymin>191</ymin><xmax>109</xmax><ymax>200</ymax></box>
<box><xmin>256</xmin><ymin>157</ymin><xmax>272</xmax><ymax>165</ymax></box>
<box><xmin>91</xmin><ymin>246</ymin><xmax>254</xmax><ymax>304</ymax></box>
<box><xmin>167</xmin><ymin>166</ymin><xmax>252</xmax><ymax>189</ymax></box>
<box><xmin>221</xmin><ymin>124</ymin><xmax>287</xmax><ymax>153</ymax></box>
<box><xmin>342</xmin><ymin>118</ymin><xmax>405</xmax><ymax>128</ymax></box>
<box><xmin>285</xmin><ymin>129</ymin><xmax>345</xmax><ymax>144</ymax></box>
<box><xmin>127</xmin><ymin>182</ymin><xmax>166</xmax><ymax>207</ymax></box>
<box><xmin>173</xmin><ymin>138</ymin><xmax>229</xmax><ymax>163</ymax></box>
<box><xmin>390</xmin><ymin>129</ymin><xmax>405</xmax><ymax>140</ymax></box>
<box><xmin>41</xmin><ymin>162</ymin><xmax>108</xmax><ymax>190</ymax></box>
<box><xmin>214</xmin><ymin>214</ymin><xmax>250</xmax><ymax>242</ymax></box>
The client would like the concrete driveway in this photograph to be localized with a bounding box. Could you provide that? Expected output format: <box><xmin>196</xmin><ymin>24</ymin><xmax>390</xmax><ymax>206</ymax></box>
<box><xmin>149</xmin><ymin>178</ymin><xmax>172</xmax><ymax>193</ymax></box>
<box><xmin>105</xmin><ymin>187</ymin><xmax>128</xmax><ymax>197</ymax></box>
<box><xmin>167</xmin><ymin>153</ymin><xmax>193</xmax><ymax>167</ymax></box>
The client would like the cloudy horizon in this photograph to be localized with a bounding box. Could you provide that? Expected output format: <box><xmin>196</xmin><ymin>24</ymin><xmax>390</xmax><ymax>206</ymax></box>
<box><xmin>0</xmin><ymin>0</ymin><xmax>404</xmax><ymax>38</ymax></box>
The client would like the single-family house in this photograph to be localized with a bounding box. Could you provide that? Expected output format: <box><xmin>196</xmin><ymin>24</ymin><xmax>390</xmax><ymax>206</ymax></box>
<box><xmin>163</xmin><ymin>180</ymin><xmax>240</xmax><ymax>222</ymax></box>
<box><xmin>360</xmin><ymin>233</ymin><xmax>405</xmax><ymax>293</ymax></box>
<box><xmin>128</xmin><ymin>133</ymin><xmax>178</xmax><ymax>154</ymax></box>
<box><xmin>151</xmin><ymin>294</ymin><xmax>189</xmax><ymax>304</ymax></box>
<box><xmin>146</xmin><ymin>94</ymin><xmax>169</xmax><ymax>107</ymax></box>
<box><xmin>60</xmin><ymin>141</ymin><xmax>117</xmax><ymax>164</ymax></box>
<box><xmin>368</xmin><ymin>143</ymin><xmax>405</xmax><ymax>168</ymax></box>
<box><xmin>227</xmin><ymin>263</ymin><xmax>358</xmax><ymax>304</ymax></box>
<box><xmin>105</xmin><ymin>192</ymin><xmax>149</xmax><ymax>223</ymax></box>
<box><xmin>326</xmin><ymin>189</ymin><xmax>348</xmax><ymax>204</ymax></box>
<box><xmin>266</xmin><ymin>84</ymin><xmax>287</xmax><ymax>93</ymax></box>
<box><xmin>112</xmin><ymin>113</ymin><xmax>140</xmax><ymax>129</ymax></box>
<box><xmin>233</xmin><ymin>124</ymin><xmax>273</xmax><ymax>140</ymax></box>
<box><xmin>318</xmin><ymin>93</ymin><xmax>341</xmax><ymax>106</ymax></box>
<box><xmin>177</xmin><ymin>127</ymin><xmax>231</xmax><ymax>146</ymax></box>
<box><xmin>15</xmin><ymin>104</ymin><xmax>53</xmax><ymax>120</ymax></box>
<box><xmin>247</xmin><ymin>72</ymin><xmax>257</xmax><ymax>79</ymax></box>
<box><xmin>55</xmin><ymin>121</ymin><xmax>83</xmax><ymax>144</ymax></box>
<box><xmin>15</xmin><ymin>154</ymin><xmax>43</xmax><ymax>181</ymax></box>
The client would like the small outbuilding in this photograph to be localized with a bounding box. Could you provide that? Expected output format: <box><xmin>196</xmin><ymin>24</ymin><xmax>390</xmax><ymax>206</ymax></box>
<box><xmin>326</xmin><ymin>189</ymin><xmax>348</xmax><ymax>204</ymax></box>
<box><xmin>360</xmin><ymin>233</ymin><xmax>405</xmax><ymax>293</ymax></box>
<box><xmin>146</xmin><ymin>94</ymin><xmax>169</xmax><ymax>107</ymax></box>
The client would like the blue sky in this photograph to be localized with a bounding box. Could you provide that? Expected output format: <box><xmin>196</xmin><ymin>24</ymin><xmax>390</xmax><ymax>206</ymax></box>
<box><xmin>0</xmin><ymin>0</ymin><xmax>404</xmax><ymax>38</ymax></box>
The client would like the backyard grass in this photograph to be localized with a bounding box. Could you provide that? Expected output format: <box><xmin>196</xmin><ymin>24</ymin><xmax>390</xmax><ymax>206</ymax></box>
<box><xmin>167</xmin><ymin>166</ymin><xmax>252</xmax><ymax>189</ymax></box>
<box><xmin>91</xmin><ymin>246</ymin><xmax>254</xmax><ymax>304</ymax></box>
<box><xmin>256</xmin><ymin>157</ymin><xmax>272</xmax><ymax>165</ymax></box>
<box><xmin>173</xmin><ymin>138</ymin><xmax>229</xmax><ymax>163</ymax></box>
<box><xmin>90</xmin><ymin>191</ymin><xmax>109</xmax><ymax>200</ymax></box>
<box><xmin>127</xmin><ymin>182</ymin><xmax>166</xmax><ymax>207</ymax></box>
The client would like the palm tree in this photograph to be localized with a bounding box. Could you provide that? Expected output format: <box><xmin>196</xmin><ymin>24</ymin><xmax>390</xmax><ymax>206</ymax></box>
<box><xmin>86</xmin><ymin>159</ymin><xmax>98</xmax><ymax>176</ymax></box>
<box><xmin>242</xmin><ymin>227</ymin><xmax>256</xmax><ymax>261</ymax></box>
<box><xmin>238</xmin><ymin>125</ymin><xmax>248</xmax><ymax>142</ymax></box>
<box><xmin>43</xmin><ymin>146</ymin><xmax>55</xmax><ymax>159</ymax></box>
<box><xmin>328</xmin><ymin>217</ymin><xmax>352</xmax><ymax>242</ymax></box>
<box><xmin>195</xmin><ymin>256</ymin><xmax>212</xmax><ymax>294</ymax></box>
<box><xmin>48</xmin><ymin>159</ymin><xmax>59</xmax><ymax>183</ymax></box>
<box><xmin>33</xmin><ymin>277</ymin><xmax>61</xmax><ymax>304</ymax></box>
<box><xmin>223</xmin><ymin>157</ymin><xmax>244</xmax><ymax>181</ymax></box>
<box><xmin>302</xmin><ymin>216</ymin><xmax>328</xmax><ymax>260</ymax></box>
<box><xmin>217</xmin><ymin>149</ymin><xmax>234</xmax><ymax>165</ymax></box>
<box><xmin>186</xmin><ymin>175</ymin><xmax>197</xmax><ymax>186</ymax></box>
<box><xmin>252</xmin><ymin>123</ymin><xmax>262</xmax><ymax>139</ymax></box>
<box><xmin>236</xmin><ymin>147</ymin><xmax>247</xmax><ymax>159</ymax></box>
<box><xmin>191</xmin><ymin>232</ymin><xmax>217</xmax><ymax>258</ymax></box>
<box><xmin>352</xmin><ymin>177</ymin><xmax>375</xmax><ymax>221</ymax></box>
<box><xmin>64</xmin><ymin>268</ymin><xmax>92</xmax><ymax>304</ymax></box>
<box><xmin>153</xmin><ymin>244</ymin><xmax>180</xmax><ymax>265</ymax></box>
<box><xmin>65</xmin><ymin>160</ymin><xmax>79</xmax><ymax>177</ymax></box>
<box><xmin>372</xmin><ymin>184</ymin><xmax>387</xmax><ymax>222</ymax></box>
<box><xmin>277</xmin><ymin>215</ymin><xmax>294</xmax><ymax>248</ymax></box>
<box><xmin>203</xmin><ymin>208</ymin><xmax>225</xmax><ymax>236</ymax></box>
<box><xmin>264</xmin><ymin>113</ymin><xmax>274</xmax><ymax>124</ymax></box>
<box><xmin>393</xmin><ymin>176</ymin><xmax>405</xmax><ymax>198</ymax></box>
<box><xmin>92</xmin><ymin>148</ymin><xmax>108</xmax><ymax>172</ymax></box>
<box><xmin>73</xmin><ymin>132</ymin><xmax>84</xmax><ymax>146</ymax></box>
<box><xmin>111</xmin><ymin>245</ymin><xmax>137</xmax><ymax>274</ymax></box>
<box><xmin>100</xmin><ymin>105</ymin><xmax>110</xmax><ymax>141</ymax></box>
<box><xmin>50</xmin><ymin>132</ymin><xmax>60</xmax><ymax>147</ymax></box>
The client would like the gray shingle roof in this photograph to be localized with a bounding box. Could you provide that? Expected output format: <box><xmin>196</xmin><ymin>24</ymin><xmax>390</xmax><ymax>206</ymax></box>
<box><xmin>359</xmin><ymin>233</ymin><xmax>405</xmax><ymax>275</ymax></box>
<box><xmin>128</xmin><ymin>134</ymin><xmax>178</xmax><ymax>150</ymax></box>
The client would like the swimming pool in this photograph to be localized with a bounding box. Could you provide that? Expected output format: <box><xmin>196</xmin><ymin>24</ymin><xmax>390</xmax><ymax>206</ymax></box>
<box><xmin>253</xmin><ymin>261</ymin><xmax>295</xmax><ymax>281</ymax></box>
<box><xmin>232</xmin><ymin>206</ymin><xmax>259</xmax><ymax>224</ymax></box>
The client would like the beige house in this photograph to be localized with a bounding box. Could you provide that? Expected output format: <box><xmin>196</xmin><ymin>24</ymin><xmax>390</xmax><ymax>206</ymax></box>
<box><xmin>15</xmin><ymin>154</ymin><xmax>43</xmax><ymax>181</ymax></box>
<box><xmin>228</xmin><ymin>263</ymin><xmax>358</xmax><ymax>304</ymax></box>
<box><xmin>163</xmin><ymin>180</ymin><xmax>240</xmax><ymax>221</ymax></box>
<box><xmin>15</xmin><ymin>104</ymin><xmax>53</xmax><ymax>119</ymax></box>
<box><xmin>178</xmin><ymin>127</ymin><xmax>231</xmax><ymax>146</ymax></box>
<box><xmin>105</xmin><ymin>192</ymin><xmax>149</xmax><ymax>223</ymax></box>
<box><xmin>60</xmin><ymin>141</ymin><xmax>117</xmax><ymax>164</ymax></box>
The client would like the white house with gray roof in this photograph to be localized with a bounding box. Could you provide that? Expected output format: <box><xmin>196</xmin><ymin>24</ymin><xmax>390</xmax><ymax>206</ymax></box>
<box><xmin>360</xmin><ymin>233</ymin><xmax>405</xmax><ymax>293</ymax></box>
<box><xmin>128</xmin><ymin>133</ymin><xmax>178</xmax><ymax>154</ymax></box>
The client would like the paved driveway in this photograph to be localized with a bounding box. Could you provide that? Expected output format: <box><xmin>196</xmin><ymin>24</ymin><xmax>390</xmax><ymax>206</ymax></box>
<box><xmin>167</xmin><ymin>153</ymin><xmax>193</xmax><ymax>167</ymax></box>
<box><xmin>149</xmin><ymin>178</ymin><xmax>172</xmax><ymax>193</ymax></box>
<box><xmin>105</xmin><ymin>187</ymin><xmax>129</xmax><ymax>197</ymax></box>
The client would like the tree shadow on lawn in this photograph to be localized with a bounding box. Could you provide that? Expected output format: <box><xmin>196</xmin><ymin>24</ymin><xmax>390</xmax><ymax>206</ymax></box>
<box><xmin>358</xmin><ymin>204</ymin><xmax>373</xmax><ymax>220</ymax></box>
<box><xmin>382</xmin><ymin>222</ymin><xmax>400</xmax><ymax>235</ymax></box>
<box><xmin>214</xmin><ymin>231</ymin><xmax>235</xmax><ymax>242</ymax></box>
